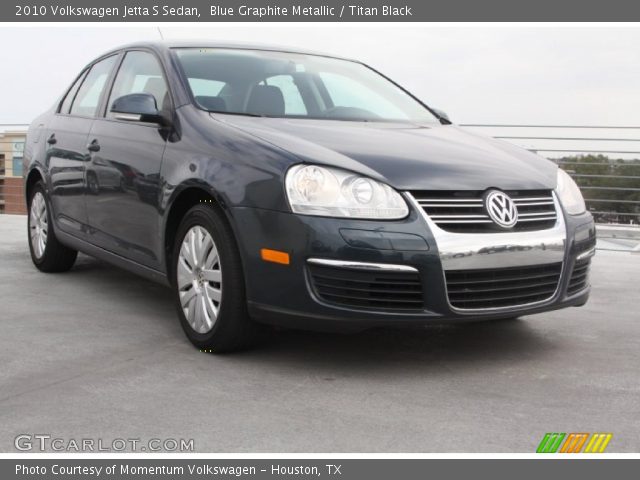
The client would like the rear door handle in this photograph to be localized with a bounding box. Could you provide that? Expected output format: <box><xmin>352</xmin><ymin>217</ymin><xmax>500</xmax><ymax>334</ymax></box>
<box><xmin>47</xmin><ymin>134</ymin><xmax>56</xmax><ymax>145</ymax></box>
<box><xmin>87</xmin><ymin>139</ymin><xmax>100</xmax><ymax>152</ymax></box>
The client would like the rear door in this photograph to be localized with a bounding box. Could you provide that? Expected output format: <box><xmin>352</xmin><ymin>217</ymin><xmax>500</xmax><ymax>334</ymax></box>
<box><xmin>84</xmin><ymin>50</ymin><xmax>170</xmax><ymax>270</ymax></box>
<box><xmin>46</xmin><ymin>55</ymin><xmax>118</xmax><ymax>237</ymax></box>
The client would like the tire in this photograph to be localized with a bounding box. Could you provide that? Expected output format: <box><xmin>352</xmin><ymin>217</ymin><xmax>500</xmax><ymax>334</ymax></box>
<box><xmin>27</xmin><ymin>181</ymin><xmax>78</xmax><ymax>273</ymax></box>
<box><xmin>171</xmin><ymin>203</ymin><xmax>258</xmax><ymax>352</ymax></box>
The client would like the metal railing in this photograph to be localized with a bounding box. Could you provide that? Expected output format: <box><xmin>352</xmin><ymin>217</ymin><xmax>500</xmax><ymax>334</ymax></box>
<box><xmin>460</xmin><ymin>124</ymin><xmax>640</xmax><ymax>228</ymax></box>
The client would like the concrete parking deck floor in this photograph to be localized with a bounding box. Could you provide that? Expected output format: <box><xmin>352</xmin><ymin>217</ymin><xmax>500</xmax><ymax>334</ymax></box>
<box><xmin>0</xmin><ymin>214</ymin><xmax>638</xmax><ymax>453</ymax></box>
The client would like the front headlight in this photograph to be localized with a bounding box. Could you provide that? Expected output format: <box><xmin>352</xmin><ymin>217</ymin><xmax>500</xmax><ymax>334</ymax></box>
<box><xmin>555</xmin><ymin>168</ymin><xmax>586</xmax><ymax>215</ymax></box>
<box><xmin>285</xmin><ymin>164</ymin><xmax>409</xmax><ymax>219</ymax></box>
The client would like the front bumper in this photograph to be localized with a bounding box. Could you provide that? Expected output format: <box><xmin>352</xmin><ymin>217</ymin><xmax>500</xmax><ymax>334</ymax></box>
<box><xmin>229</xmin><ymin>196</ymin><xmax>595</xmax><ymax>331</ymax></box>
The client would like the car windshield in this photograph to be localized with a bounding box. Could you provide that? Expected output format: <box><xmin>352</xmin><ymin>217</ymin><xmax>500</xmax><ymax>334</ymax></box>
<box><xmin>174</xmin><ymin>48</ymin><xmax>440</xmax><ymax>124</ymax></box>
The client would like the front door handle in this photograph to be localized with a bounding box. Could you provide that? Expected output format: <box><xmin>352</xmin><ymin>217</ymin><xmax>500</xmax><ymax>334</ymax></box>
<box><xmin>47</xmin><ymin>134</ymin><xmax>56</xmax><ymax>145</ymax></box>
<box><xmin>87</xmin><ymin>139</ymin><xmax>100</xmax><ymax>152</ymax></box>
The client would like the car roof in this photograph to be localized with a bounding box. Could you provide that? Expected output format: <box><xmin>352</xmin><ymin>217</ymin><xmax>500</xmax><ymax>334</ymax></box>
<box><xmin>101</xmin><ymin>40</ymin><xmax>356</xmax><ymax>62</ymax></box>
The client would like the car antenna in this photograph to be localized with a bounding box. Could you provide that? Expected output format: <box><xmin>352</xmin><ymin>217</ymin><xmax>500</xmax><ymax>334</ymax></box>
<box><xmin>157</xmin><ymin>27</ymin><xmax>165</xmax><ymax>40</ymax></box>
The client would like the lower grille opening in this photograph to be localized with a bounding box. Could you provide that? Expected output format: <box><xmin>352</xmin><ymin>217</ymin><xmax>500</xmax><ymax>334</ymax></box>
<box><xmin>567</xmin><ymin>258</ymin><xmax>591</xmax><ymax>296</ymax></box>
<box><xmin>445</xmin><ymin>263</ymin><xmax>562</xmax><ymax>310</ymax></box>
<box><xmin>308</xmin><ymin>264</ymin><xmax>423</xmax><ymax>311</ymax></box>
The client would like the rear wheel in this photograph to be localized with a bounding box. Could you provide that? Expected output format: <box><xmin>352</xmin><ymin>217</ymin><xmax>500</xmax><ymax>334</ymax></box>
<box><xmin>172</xmin><ymin>203</ymin><xmax>258</xmax><ymax>352</ymax></box>
<box><xmin>28</xmin><ymin>181</ymin><xmax>78</xmax><ymax>272</ymax></box>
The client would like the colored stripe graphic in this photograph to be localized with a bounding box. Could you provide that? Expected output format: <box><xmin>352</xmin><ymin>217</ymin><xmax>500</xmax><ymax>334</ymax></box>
<box><xmin>537</xmin><ymin>433</ymin><xmax>613</xmax><ymax>453</ymax></box>
<box><xmin>537</xmin><ymin>433</ymin><xmax>566</xmax><ymax>453</ymax></box>
<box><xmin>560</xmin><ymin>433</ymin><xmax>589</xmax><ymax>453</ymax></box>
<box><xmin>584</xmin><ymin>433</ymin><xmax>613</xmax><ymax>453</ymax></box>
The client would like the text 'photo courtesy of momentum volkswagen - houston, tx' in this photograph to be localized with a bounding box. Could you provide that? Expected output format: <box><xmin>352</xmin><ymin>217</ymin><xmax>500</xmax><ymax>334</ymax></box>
<box><xmin>23</xmin><ymin>41</ymin><xmax>595</xmax><ymax>352</ymax></box>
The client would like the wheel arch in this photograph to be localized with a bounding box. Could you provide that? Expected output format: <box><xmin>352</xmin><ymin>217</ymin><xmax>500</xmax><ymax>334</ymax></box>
<box><xmin>25</xmin><ymin>166</ymin><xmax>45</xmax><ymax>203</ymax></box>
<box><xmin>162</xmin><ymin>181</ymin><xmax>239</xmax><ymax>277</ymax></box>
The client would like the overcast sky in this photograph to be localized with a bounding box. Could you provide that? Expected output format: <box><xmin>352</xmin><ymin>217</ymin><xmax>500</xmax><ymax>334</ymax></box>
<box><xmin>0</xmin><ymin>25</ymin><xmax>639</xmax><ymax>128</ymax></box>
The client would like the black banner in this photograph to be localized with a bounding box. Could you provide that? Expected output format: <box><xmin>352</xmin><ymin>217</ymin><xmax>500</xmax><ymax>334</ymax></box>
<box><xmin>4</xmin><ymin>0</ymin><xmax>640</xmax><ymax>22</ymax></box>
<box><xmin>3</xmin><ymin>459</ymin><xmax>640</xmax><ymax>479</ymax></box>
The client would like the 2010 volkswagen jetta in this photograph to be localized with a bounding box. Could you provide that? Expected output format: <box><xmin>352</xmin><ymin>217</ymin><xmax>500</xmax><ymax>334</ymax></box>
<box><xmin>24</xmin><ymin>41</ymin><xmax>595</xmax><ymax>351</ymax></box>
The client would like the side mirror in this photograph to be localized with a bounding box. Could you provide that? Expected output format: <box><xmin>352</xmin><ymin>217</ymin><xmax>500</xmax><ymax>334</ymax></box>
<box><xmin>110</xmin><ymin>93</ymin><xmax>168</xmax><ymax>125</ymax></box>
<box><xmin>432</xmin><ymin>108</ymin><xmax>452</xmax><ymax>124</ymax></box>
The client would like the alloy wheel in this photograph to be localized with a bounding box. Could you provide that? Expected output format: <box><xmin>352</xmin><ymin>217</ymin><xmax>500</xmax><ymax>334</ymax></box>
<box><xmin>29</xmin><ymin>192</ymin><xmax>48</xmax><ymax>259</ymax></box>
<box><xmin>177</xmin><ymin>226</ymin><xmax>222</xmax><ymax>334</ymax></box>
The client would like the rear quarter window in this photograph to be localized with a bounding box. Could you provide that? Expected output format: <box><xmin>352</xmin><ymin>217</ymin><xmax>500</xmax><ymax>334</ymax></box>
<box><xmin>59</xmin><ymin>70</ymin><xmax>87</xmax><ymax>114</ymax></box>
<box><xmin>69</xmin><ymin>55</ymin><xmax>117</xmax><ymax>117</ymax></box>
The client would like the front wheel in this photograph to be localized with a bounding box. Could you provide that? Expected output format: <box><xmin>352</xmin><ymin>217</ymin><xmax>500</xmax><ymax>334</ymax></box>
<box><xmin>172</xmin><ymin>203</ymin><xmax>258</xmax><ymax>352</ymax></box>
<box><xmin>28</xmin><ymin>181</ymin><xmax>78</xmax><ymax>272</ymax></box>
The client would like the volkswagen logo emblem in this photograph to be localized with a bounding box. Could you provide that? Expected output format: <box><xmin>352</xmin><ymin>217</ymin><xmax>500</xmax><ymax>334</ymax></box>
<box><xmin>484</xmin><ymin>190</ymin><xmax>518</xmax><ymax>229</ymax></box>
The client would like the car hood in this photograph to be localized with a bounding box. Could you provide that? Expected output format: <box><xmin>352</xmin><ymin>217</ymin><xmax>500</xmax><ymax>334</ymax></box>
<box><xmin>212</xmin><ymin>115</ymin><xmax>558</xmax><ymax>191</ymax></box>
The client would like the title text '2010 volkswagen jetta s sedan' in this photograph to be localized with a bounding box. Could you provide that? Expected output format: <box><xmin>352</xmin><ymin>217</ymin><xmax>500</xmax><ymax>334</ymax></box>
<box><xmin>24</xmin><ymin>42</ymin><xmax>595</xmax><ymax>351</ymax></box>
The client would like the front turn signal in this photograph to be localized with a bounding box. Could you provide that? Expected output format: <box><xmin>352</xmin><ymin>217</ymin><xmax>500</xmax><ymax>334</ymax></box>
<box><xmin>260</xmin><ymin>248</ymin><xmax>290</xmax><ymax>265</ymax></box>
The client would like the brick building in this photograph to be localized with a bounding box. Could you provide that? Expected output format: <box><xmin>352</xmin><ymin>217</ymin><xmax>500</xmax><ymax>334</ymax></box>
<box><xmin>0</xmin><ymin>131</ymin><xmax>27</xmax><ymax>215</ymax></box>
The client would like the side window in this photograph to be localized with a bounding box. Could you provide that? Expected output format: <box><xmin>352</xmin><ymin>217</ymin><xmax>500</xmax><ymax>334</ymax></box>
<box><xmin>70</xmin><ymin>55</ymin><xmax>117</xmax><ymax>117</ymax></box>
<box><xmin>59</xmin><ymin>70</ymin><xmax>87</xmax><ymax>114</ymax></box>
<box><xmin>264</xmin><ymin>75</ymin><xmax>307</xmax><ymax>115</ymax></box>
<box><xmin>107</xmin><ymin>51</ymin><xmax>168</xmax><ymax>117</ymax></box>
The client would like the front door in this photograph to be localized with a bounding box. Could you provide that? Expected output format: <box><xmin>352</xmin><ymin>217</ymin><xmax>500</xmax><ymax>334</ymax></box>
<box><xmin>84</xmin><ymin>50</ymin><xmax>169</xmax><ymax>270</ymax></box>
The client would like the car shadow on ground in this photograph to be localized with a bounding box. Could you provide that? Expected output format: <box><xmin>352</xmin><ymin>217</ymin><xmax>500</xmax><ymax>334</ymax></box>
<box><xmin>67</xmin><ymin>254</ymin><xmax>559</xmax><ymax>374</ymax></box>
<box><xmin>251</xmin><ymin>320</ymin><xmax>556</xmax><ymax>373</ymax></box>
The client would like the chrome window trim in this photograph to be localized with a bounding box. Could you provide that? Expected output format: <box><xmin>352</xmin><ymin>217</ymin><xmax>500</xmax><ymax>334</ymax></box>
<box><xmin>112</xmin><ymin>113</ymin><xmax>143</xmax><ymax>122</ymax></box>
<box><xmin>405</xmin><ymin>191</ymin><xmax>568</xmax><ymax>314</ymax></box>
<box><xmin>306</xmin><ymin>258</ymin><xmax>418</xmax><ymax>273</ymax></box>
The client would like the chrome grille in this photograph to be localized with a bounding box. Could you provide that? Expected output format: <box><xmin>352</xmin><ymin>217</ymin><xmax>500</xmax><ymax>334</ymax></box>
<box><xmin>412</xmin><ymin>190</ymin><xmax>558</xmax><ymax>233</ymax></box>
<box><xmin>445</xmin><ymin>263</ymin><xmax>562</xmax><ymax>310</ymax></box>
